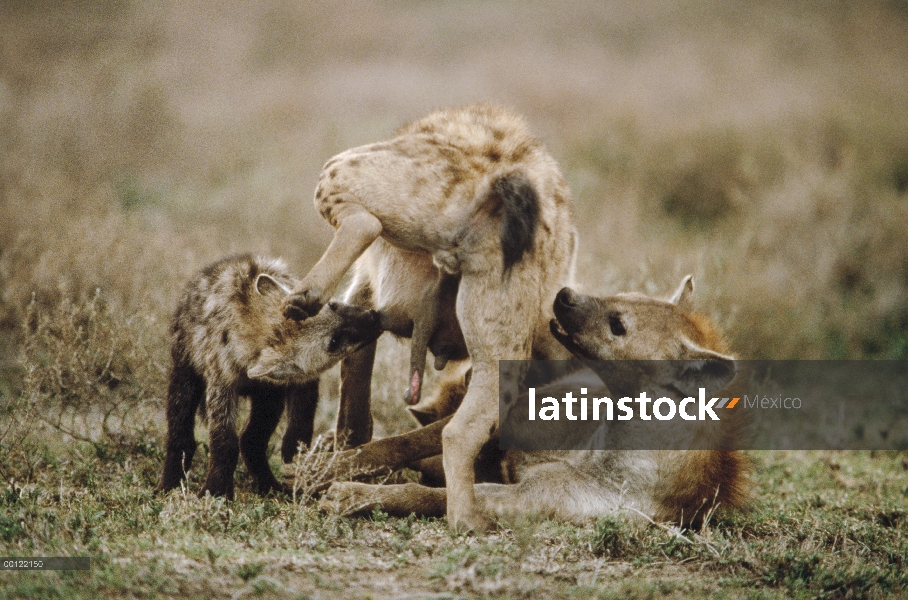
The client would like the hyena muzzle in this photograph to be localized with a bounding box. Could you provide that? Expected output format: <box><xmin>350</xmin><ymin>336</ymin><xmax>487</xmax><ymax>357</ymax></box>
<box><xmin>156</xmin><ymin>254</ymin><xmax>381</xmax><ymax>499</ymax></box>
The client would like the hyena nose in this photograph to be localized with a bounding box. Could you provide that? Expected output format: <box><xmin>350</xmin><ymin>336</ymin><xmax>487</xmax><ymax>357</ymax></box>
<box><xmin>328</xmin><ymin>301</ymin><xmax>339</xmax><ymax>312</ymax></box>
<box><xmin>555</xmin><ymin>287</ymin><xmax>579</xmax><ymax>308</ymax></box>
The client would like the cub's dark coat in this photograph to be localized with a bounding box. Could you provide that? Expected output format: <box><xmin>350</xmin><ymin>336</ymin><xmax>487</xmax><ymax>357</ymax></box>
<box><xmin>156</xmin><ymin>254</ymin><xmax>380</xmax><ymax>499</ymax></box>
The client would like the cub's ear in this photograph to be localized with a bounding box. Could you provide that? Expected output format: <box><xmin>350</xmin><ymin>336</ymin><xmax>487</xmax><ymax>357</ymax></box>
<box><xmin>255</xmin><ymin>273</ymin><xmax>292</xmax><ymax>296</ymax></box>
<box><xmin>669</xmin><ymin>275</ymin><xmax>694</xmax><ymax>312</ymax></box>
<box><xmin>247</xmin><ymin>348</ymin><xmax>282</xmax><ymax>380</ymax></box>
<box><xmin>670</xmin><ymin>337</ymin><xmax>737</xmax><ymax>397</ymax></box>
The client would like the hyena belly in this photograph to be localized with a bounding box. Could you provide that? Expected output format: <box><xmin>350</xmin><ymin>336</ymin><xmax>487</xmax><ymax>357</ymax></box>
<box><xmin>346</xmin><ymin>239</ymin><xmax>468</xmax><ymax>406</ymax></box>
<box><xmin>156</xmin><ymin>254</ymin><xmax>318</xmax><ymax>499</ymax></box>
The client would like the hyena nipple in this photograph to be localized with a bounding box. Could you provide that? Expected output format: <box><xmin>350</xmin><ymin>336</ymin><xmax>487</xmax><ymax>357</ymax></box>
<box><xmin>403</xmin><ymin>370</ymin><xmax>422</xmax><ymax>405</ymax></box>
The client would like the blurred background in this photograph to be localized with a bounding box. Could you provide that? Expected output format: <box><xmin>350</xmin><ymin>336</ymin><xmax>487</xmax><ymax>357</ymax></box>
<box><xmin>1</xmin><ymin>0</ymin><xmax>907</xmax><ymax>443</ymax></box>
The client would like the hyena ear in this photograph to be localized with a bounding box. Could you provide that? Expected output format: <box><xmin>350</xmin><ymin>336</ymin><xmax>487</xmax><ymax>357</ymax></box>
<box><xmin>247</xmin><ymin>348</ymin><xmax>282</xmax><ymax>380</ymax></box>
<box><xmin>669</xmin><ymin>275</ymin><xmax>694</xmax><ymax>312</ymax></box>
<box><xmin>670</xmin><ymin>337</ymin><xmax>737</xmax><ymax>397</ymax></box>
<box><xmin>255</xmin><ymin>273</ymin><xmax>292</xmax><ymax>296</ymax></box>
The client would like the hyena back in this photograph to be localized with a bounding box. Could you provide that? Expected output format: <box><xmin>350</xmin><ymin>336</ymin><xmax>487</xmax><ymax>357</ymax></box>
<box><xmin>157</xmin><ymin>254</ymin><xmax>380</xmax><ymax>499</ymax></box>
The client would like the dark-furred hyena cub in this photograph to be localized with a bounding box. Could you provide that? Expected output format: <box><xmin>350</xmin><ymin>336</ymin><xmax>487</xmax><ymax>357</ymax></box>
<box><xmin>156</xmin><ymin>254</ymin><xmax>381</xmax><ymax>499</ymax></box>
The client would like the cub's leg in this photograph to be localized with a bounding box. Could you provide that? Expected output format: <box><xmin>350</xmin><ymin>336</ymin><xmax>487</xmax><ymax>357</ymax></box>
<box><xmin>157</xmin><ymin>359</ymin><xmax>205</xmax><ymax>493</ymax></box>
<box><xmin>284</xmin><ymin>199</ymin><xmax>382</xmax><ymax>320</ymax></box>
<box><xmin>241</xmin><ymin>382</ymin><xmax>290</xmax><ymax>495</ymax></box>
<box><xmin>201</xmin><ymin>386</ymin><xmax>240</xmax><ymax>499</ymax></box>
<box><xmin>281</xmin><ymin>380</ymin><xmax>320</xmax><ymax>462</ymax></box>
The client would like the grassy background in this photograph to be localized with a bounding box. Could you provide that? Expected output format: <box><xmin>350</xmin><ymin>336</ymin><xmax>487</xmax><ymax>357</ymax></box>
<box><xmin>1</xmin><ymin>0</ymin><xmax>907</xmax><ymax>597</ymax></box>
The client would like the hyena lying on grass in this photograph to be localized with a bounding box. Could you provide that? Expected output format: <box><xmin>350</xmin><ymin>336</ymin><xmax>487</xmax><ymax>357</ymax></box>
<box><xmin>314</xmin><ymin>277</ymin><xmax>749</xmax><ymax>527</ymax></box>
<box><xmin>156</xmin><ymin>254</ymin><xmax>381</xmax><ymax>500</ymax></box>
<box><xmin>283</xmin><ymin>104</ymin><xmax>577</xmax><ymax>531</ymax></box>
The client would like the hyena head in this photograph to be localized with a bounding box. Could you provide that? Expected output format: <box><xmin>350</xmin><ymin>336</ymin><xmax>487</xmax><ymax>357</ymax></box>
<box><xmin>549</xmin><ymin>276</ymin><xmax>736</xmax><ymax>396</ymax></box>
<box><xmin>247</xmin><ymin>274</ymin><xmax>381</xmax><ymax>382</ymax></box>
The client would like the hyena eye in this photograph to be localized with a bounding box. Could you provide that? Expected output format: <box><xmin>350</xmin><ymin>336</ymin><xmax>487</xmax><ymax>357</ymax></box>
<box><xmin>609</xmin><ymin>315</ymin><xmax>626</xmax><ymax>336</ymax></box>
<box><xmin>328</xmin><ymin>334</ymin><xmax>346</xmax><ymax>353</ymax></box>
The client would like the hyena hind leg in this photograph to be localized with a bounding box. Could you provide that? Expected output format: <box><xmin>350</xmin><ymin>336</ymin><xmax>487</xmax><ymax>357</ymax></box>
<box><xmin>281</xmin><ymin>380</ymin><xmax>320</xmax><ymax>463</ymax></box>
<box><xmin>240</xmin><ymin>382</ymin><xmax>290</xmax><ymax>495</ymax></box>
<box><xmin>320</xmin><ymin>467</ymin><xmax>617</xmax><ymax>523</ymax></box>
<box><xmin>157</xmin><ymin>360</ymin><xmax>205</xmax><ymax>494</ymax></box>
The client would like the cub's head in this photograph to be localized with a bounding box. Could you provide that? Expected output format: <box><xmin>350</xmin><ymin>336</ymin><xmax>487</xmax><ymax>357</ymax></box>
<box><xmin>550</xmin><ymin>276</ymin><xmax>736</xmax><ymax>396</ymax></box>
<box><xmin>247</xmin><ymin>275</ymin><xmax>380</xmax><ymax>382</ymax></box>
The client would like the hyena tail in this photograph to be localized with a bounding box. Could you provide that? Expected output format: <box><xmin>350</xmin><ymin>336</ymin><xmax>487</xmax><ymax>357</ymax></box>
<box><xmin>494</xmin><ymin>171</ymin><xmax>540</xmax><ymax>275</ymax></box>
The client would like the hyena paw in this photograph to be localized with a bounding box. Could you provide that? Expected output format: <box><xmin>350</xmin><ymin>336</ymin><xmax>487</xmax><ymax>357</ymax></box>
<box><xmin>283</xmin><ymin>288</ymin><xmax>324</xmax><ymax>321</ymax></box>
<box><xmin>318</xmin><ymin>482</ymin><xmax>380</xmax><ymax>516</ymax></box>
<box><xmin>199</xmin><ymin>468</ymin><xmax>236</xmax><ymax>499</ymax></box>
<box><xmin>254</xmin><ymin>478</ymin><xmax>292</xmax><ymax>497</ymax></box>
<box><xmin>199</xmin><ymin>482</ymin><xmax>234</xmax><ymax>501</ymax></box>
<box><xmin>449</xmin><ymin>509</ymin><xmax>495</xmax><ymax>534</ymax></box>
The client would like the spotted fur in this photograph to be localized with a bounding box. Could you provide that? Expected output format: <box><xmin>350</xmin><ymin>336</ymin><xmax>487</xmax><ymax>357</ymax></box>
<box><xmin>283</xmin><ymin>105</ymin><xmax>577</xmax><ymax>530</ymax></box>
<box><xmin>156</xmin><ymin>254</ymin><xmax>380</xmax><ymax>499</ymax></box>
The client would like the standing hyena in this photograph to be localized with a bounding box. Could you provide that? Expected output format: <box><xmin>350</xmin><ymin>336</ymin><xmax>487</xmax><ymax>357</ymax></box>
<box><xmin>318</xmin><ymin>277</ymin><xmax>750</xmax><ymax>527</ymax></box>
<box><xmin>283</xmin><ymin>104</ymin><xmax>576</xmax><ymax>531</ymax></box>
<box><xmin>156</xmin><ymin>254</ymin><xmax>381</xmax><ymax>500</ymax></box>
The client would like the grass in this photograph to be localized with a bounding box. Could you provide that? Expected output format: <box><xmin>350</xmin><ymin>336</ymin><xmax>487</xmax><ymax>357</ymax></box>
<box><xmin>1</xmin><ymin>442</ymin><xmax>906</xmax><ymax>598</ymax></box>
<box><xmin>2</xmin><ymin>0</ymin><xmax>908</xmax><ymax>597</ymax></box>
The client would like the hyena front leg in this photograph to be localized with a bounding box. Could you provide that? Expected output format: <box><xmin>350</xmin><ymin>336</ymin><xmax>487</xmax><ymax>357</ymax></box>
<box><xmin>201</xmin><ymin>386</ymin><xmax>240</xmax><ymax>499</ymax></box>
<box><xmin>157</xmin><ymin>360</ymin><xmax>205</xmax><ymax>493</ymax></box>
<box><xmin>284</xmin><ymin>198</ymin><xmax>382</xmax><ymax>320</ymax></box>
<box><xmin>240</xmin><ymin>382</ymin><xmax>291</xmax><ymax>495</ymax></box>
<box><xmin>331</xmin><ymin>277</ymin><xmax>377</xmax><ymax>449</ymax></box>
<box><xmin>284</xmin><ymin>416</ymin><xmax>451</xmax><ymax>492</ymax></box>
<box><xmin>281</xmin><ymin>380</ymin><xmax>320</xmax><ymax>463</ymax></box>
<box><xmin>319</xmin><ymin>482</ymin><xmax>447</xmax><ymax>518</ymax></box>
<box><xmin>336</xmin><ymin>339</ymin><xmax>377</xmax><ymax>448</ymax></box>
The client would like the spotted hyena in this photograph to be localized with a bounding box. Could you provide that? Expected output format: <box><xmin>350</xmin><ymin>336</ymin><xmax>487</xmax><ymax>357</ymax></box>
<box><xmin>318</xmin><ymin>277</ymin><xmax>750</xmax><ymax>527</ymax></box>
<box><xmin>156</xmin><ymin>254</ymin><xmax>381</xmax><ymax>499</ymax></box>
<box><xmin>283</xmin><ymin>104</ymin><xmax>577</xmax><ymax>531</ymax></box>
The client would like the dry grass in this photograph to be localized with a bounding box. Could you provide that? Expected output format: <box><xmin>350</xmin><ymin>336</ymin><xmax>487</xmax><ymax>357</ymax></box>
<box><xmin>2</xmin><ymin>0</ymin><xmax>908</xmax><ymax>597</ymax></box>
